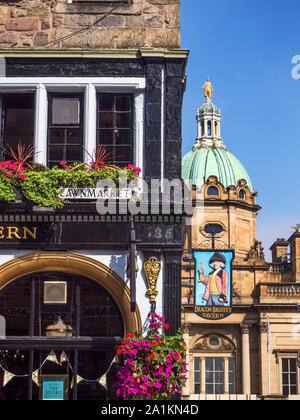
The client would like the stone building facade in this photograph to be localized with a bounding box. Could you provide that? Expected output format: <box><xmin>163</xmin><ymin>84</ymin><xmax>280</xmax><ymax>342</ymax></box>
<box><xmin>0</xmin><ymin>0</ymin><xmax>189</xmax><ymax>400</ymax></box>
<box><xmin>181</xmin><ymin>93</ymin><xmax>300</xmax><ymax>400</ymax></box>
<box><xmin>0</xmin><ymin>0</ymin><xmax>180</xmax><ymax>49</ymax></box>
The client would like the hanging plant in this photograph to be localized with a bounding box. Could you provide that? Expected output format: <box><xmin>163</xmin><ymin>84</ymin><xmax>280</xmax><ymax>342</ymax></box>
<box><xmin>0</xmin><ymin>158</ymin><xmax>141</xmax><ymax>209</ymax></box>
<box><xmin>115</xmin><ymin>313</ymin><xmax>187</xmax><ymax>400</ymax></box>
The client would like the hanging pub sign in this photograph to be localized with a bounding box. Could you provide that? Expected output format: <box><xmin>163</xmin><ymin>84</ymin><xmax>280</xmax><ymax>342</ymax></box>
<box><xmin>193</xmin><ymin>249</ymin><xmax>234</xmax><ymax>320</ymax></box>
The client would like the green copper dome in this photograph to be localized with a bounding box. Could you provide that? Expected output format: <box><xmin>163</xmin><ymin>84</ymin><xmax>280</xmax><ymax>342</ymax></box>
<box><xmin>182</xmin><ymin>146</ymin><xmax>254</xmax><ymax>192</ymax></box>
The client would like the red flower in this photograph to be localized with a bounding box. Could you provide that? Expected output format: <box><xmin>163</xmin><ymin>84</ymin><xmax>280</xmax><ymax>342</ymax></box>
<box><xmin>151</xmin><ymin>341</ymin><xmax>158</xmax><ymax>347</ymax></box>
<box><xmin>164</xmin><ymin>324</ymin><xmax>170</xmax><ymax>330</ymax></box>
<box><xmin>60</xmin><ymin>161</ymin><xmax>67</xmax><ymax>166</ymax></box>
<box><xmin>116</xmin><ymin>349</ymin><xmax>123</xmax><ymax>355</ymax></box>
<box><xmin>6</xmin><ymin>172</ymin><xmax>13</xmax><ymax>178</ymax></box>
<box><xmin>121</xmin><ymin>340</ymin><xmax>127</xmax><ymax>345</ymax></box>
<box><xmin>149</xmin><ymin>354</ymin><xmax>156</xmax><ymax>359</ymax></box>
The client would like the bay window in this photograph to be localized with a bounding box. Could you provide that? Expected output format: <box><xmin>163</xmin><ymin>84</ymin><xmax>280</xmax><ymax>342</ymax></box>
<box><xmin>0</xmin><ymin>77</ymin><xmax>145</xmax><ymax>172</ymax></box>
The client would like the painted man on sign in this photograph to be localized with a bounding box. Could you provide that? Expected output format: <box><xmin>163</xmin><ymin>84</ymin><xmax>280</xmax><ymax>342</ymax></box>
<box><xmin>198</xmin><ymin>252</ymin><xmax>228</xmax><ymax>307</ymax></box>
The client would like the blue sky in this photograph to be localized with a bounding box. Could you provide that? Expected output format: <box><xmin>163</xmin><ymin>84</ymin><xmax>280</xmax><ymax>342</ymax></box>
<box><xmin>181</xmin><ymin>0</ymin><xmax>300</xmax><ymax>258</ymax></box>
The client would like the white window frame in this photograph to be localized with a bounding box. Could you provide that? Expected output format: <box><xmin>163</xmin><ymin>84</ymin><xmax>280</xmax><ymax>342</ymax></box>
<box><xmin>0</xmin><ymin>77</ymin><xmax>145</xmax><ymax>176</ymax></box>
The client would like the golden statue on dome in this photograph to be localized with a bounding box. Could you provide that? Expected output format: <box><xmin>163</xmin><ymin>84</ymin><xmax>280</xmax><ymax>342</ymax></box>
<box><xmin>202</xmin><ymin>77</ymin><xmax>213</xmax><ymax>99</ymax></box>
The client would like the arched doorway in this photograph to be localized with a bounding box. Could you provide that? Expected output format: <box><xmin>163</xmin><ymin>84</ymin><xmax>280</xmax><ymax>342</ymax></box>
<box><xmin>0</xmin><ymin>253</ymin><xmax>142</xmax><ymax>400</ymax></box>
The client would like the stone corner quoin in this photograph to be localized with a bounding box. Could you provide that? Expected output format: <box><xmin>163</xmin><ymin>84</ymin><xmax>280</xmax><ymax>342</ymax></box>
<box><xmin>0</xmin><ymin>0</ymin><xmax>181</xmax><ymax>49</ymax></box>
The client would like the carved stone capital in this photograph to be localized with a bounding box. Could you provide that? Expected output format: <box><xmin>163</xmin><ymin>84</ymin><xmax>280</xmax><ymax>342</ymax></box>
<box><xmin>240</xmin><ymin>323</ymin><xmax>252</xmax><ymax>334</ymax></box>
<box><xmin>259</xmin><ymin>322</ymin><xmax>268</xmax><ymax>333</ymax></box>
<box><xmin>182</xmin><ymin>324</ymin><xmax>191</xmax><ymax>335</ymax></box>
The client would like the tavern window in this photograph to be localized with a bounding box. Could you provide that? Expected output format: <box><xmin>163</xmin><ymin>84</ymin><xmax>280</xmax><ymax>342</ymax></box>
<box><xmin>97</xmin><ymin>93</ymin><xmax>133</xmax><ymax>167</ymax></box>
<box><xmin>0</xmin><ymin>93</ymin><xmax>35</xmax><ymax>160</ymax></box>
<box><xmin>193</xmin><ymin>356</ymin><xmax>236</xmax><ymax>395</ymax></box>
<box><xmin>47</xmin><ymin>94</ymin><xmax>84</xmax><ymax>168</ymax></box>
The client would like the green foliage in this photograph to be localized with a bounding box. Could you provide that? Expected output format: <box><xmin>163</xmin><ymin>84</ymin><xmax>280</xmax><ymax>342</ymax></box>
<box><xmin>0</xmin><ymin>175</ymin><xmax>16</xmax><ymax>203</ymax></box>
<box><xmin>2</xmin><ymin>165</ymin><xmax>138</xmax><ymax>209</ymax></box>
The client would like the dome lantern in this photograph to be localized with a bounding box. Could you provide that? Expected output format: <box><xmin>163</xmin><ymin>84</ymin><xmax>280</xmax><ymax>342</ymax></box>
<box><xmin>195</xmin><ymin>79</ymin><xmax>225</xmax><ymax>149</ymax></box>
<box><xmin>183</xmin><ymin>80</ymin><xmax>254</xmax><ymax>192</ymax></box>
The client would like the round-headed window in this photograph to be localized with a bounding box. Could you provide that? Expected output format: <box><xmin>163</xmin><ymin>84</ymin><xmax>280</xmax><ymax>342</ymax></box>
<box><xmin>239</xmin><ymin>189</ymin><xmax>246</xmax><ymax>200</ymax></box>
<box><xmin>207</xmin><ymin>186</ymin><xmax>219</xmax><ymax>197</ymax></box>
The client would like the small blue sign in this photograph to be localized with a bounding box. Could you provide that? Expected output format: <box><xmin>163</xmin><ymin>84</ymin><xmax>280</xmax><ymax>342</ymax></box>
<box><xmin>42</xmin><ymin>379</ymin><xmax>65</xmax><ymax>400</ymax></box>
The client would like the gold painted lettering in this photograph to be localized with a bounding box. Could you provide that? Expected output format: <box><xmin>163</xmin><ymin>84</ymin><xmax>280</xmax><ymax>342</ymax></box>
<box><xmin>0</xmin><ymin>227</ymin><xmax>4</xmax><ymax>239</ymax></box>
<box><xmin>7</xmin><ymin>226</ymin><xmax>21</xmax><ymax>240</ymax></box>
<box><xmin>23</xmin><ymin>227</ymin><xmax>37</xmax><ymax>240</ymax></box>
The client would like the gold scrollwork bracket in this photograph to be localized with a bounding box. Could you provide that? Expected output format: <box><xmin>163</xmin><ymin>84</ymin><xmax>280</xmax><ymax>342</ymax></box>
<box><xmin>144</xmin><ymin>257</ymin><xmax>161</xmax><ymax>310</ymax></box>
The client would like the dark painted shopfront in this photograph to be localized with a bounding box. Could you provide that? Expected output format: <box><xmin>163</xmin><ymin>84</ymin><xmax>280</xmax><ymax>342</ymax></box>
<box><xmin>0</xmin><ymin>50</ymin><xmax>188</xmax><ymax>400</ymax></box>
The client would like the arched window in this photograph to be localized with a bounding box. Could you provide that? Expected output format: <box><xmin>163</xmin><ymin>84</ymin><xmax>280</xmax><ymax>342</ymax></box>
<box><xmin>207</xmin><ymin>186</ymin><xmax>219</xmax><ymax>197</ymax></box>
<box><xmin>215</xmin><ymin>121</ymin><xmax>218</xmax><ymax>137</ymax></box>
<box><xmin>207</xmin><ymin>120</ymin><xmax>212</xmax><ymax>136</ymax></box>
<box><xmin>239</xmin><ymin>189</ymin><xmax>246</xmax><ymax>200</ymax></box>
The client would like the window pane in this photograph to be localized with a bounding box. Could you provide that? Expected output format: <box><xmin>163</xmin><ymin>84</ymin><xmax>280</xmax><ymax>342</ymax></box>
<box><xmin>117</xmin><ymin>130</ymin><xmax>131</xmax><ymax>145</ymax></box>
<box><xmin>206</xmin><ymin>384</ymin><xmax>214</xmax><ymax>394</ymax></box>
<box><xmin>49</xmin><ymin>145</ymin><xmax>64</xmax><ymax>161</ymax></box>
<box><xmin>205</xmin><ymin>372</ymin><xmax>213</xmax><ymax>383</ymax></box>
<box><xmin>282</xmin><ymin>373</ymin><xmax>289</xmax><ymax>385</ymax></box>
<box><xmin>66</xmin><ymin>146</ymin><xmax>82</xmax><ymax>162</ymax></box>
<box><xmin>194</xmin><ymin>384</ymin><xmax>200</xmax><ymax>394</ymax></box>
<box><xmin>283</xmin><ymin>386</ymin><xmax>289</xmax><ymax>395</ymax></box>
<box><xmin>115</xmin><ymin>146</ymin><xmax>131</xmax><ymax>163</ymax></box>
<box><xmin>116</xmin><ymin>96</ymin><xmax>130</xmax><ymax>111</ymax></box>
<box><xmin>205</xmin><ymin>358</ymin><xmax>214</xmax><ymax>371</ymax></box>
<box><xmin>99</xmin><ymin>113</ymin><xmax>114</xmax><ymax>129</ymax></box>
<box><xmin>0</xmin><ymin>277</ymin><xmax>31</xmax><ymax>336</ymax></box>
<box><xmin>290</xmin><ymin>373</ymin><xmax>297</xmax><ymax>386</ymax></box>
<box><xmin>3</xmin><ymin>93</ymin><xmax>35</xmax><ymax>158</ymax></box>
<box><xmin>194</xmin><ymin>357</ymin><xmax>200</xmax><ymax>371</ymax></box>
<box><xmin>215</xmin><ymin>384</ymin><xmax>224</xmax><ymax>394</ymax></box>
<box><xmin>52</xmin><ymin>98</ymin><xmax>80</xmax><ymax>125</ymax></box>
<box><xmin>289</xmin><ymin>359</ymin><xmax>297</xmax><ymax>372</ymax></box>
<box><xmin>116</xmin><ymin>113</ymin><xmax>130</xmax><ymax>129</ymax></box>
<box><xmin>229</xmin><ymin>358</ymin><xmax>235</xmax><ymax>372</ymax></box>
<box><xmin>98</xmin><ymin>130</ymin><xmax>114</xmax><ymax>145</ymax></box>
<box><xmin>194</xmin><ymin>372</ymin><xmax>200</xmax><ymax>383</ymax></box>
<box><xmin>215</xmin><ymin>358</ymin><xmax>224</xmax><ymax>371</ymax></box>
<box><xmin>99</xmin><ymin>95</ymin><xmax>114</xmax><ymax>111</ymax></box>
<box><xmin>66</xmin><ymin>128</ymin><xmax>81</xmax><ymax>145</ymax></box>
<box><xmin>282</xmin><ymin>359</ymin><xmax>289</xmax><ymax>372</ymax></box>
<box><xmin>229</xmin><ymin>383</ymin><xmax>235</xmax><ymax>394</ymax></box>
<box><xmin>215</xmin><ymin>372</ymin><xmax>224</xmax><ymax>383</ymax></box>
<box><xmin>49</xmin><ymin>128</ymin><xmax>65</xmax><ymax>144</ymax></box>
<box><xmin>290</xmin><ymin>386</ymin><xmax>297</xmax><ymax>395</ymax></box>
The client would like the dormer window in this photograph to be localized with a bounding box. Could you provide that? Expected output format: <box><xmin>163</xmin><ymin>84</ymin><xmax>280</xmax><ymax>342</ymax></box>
<box><xmin>239</xmin><ymin>189</ymin><xmax>246</xmax><ymax>200</ymax></box>
<box><xmin>207</xmin><ymin>186</ymin><xmax>219</xmax><ymax>197</ymax></box>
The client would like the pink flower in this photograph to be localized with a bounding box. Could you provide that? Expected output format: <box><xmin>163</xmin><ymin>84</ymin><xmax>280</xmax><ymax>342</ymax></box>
<box><xmin>60</xmin><ymin>161</ymin><xmax>67</xmax><ymax>166</ymax></box>
<box><xmin>6</xmin><ymin>172</ymin><xmax>13</xmax><ymax>178</ymax></box>
<box><xmin>134</xmin><ymin>167</ymin><xmax>141</xmax><ymax>173</ymax></box>
<box><xmin>99</xmin><ymin>161</ymin><xmax>105</xmax><ymax>165</ymax></box>
<box><xmin>18</xmin><ymin>173</ymin><xmax>26</xmax><ymax>180</ymax></box>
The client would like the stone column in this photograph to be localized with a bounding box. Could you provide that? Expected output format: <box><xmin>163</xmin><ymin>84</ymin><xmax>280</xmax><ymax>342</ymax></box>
<box><xmin>200</xmin><ymin>357</ymin><xmax>206</xmax><ymax>395</ymax></box>
<box><xmin>224</xmin><ymin>357</ymin><xmax>229</xmax><ymax>394</ymax></box>
<box><xmin>240</xmin><ymin>323</ymin><xmax>252</xmax><ymax>395</ymax></box>
<box><xmin>182</xmin><ymin>324</ymin><xmax>191</xmax><ymax>398</ymax></box>
<box><xmin>259</xmin><ymin>321</ymin><xmax>269</xmax><ymax>396</ymax></box>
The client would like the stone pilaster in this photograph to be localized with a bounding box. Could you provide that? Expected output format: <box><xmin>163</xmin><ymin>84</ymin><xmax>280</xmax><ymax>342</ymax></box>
<box><xmin>240</xmin><ymin>323</ymin><xmax>252</xmax><ymax>395</ymax></box>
